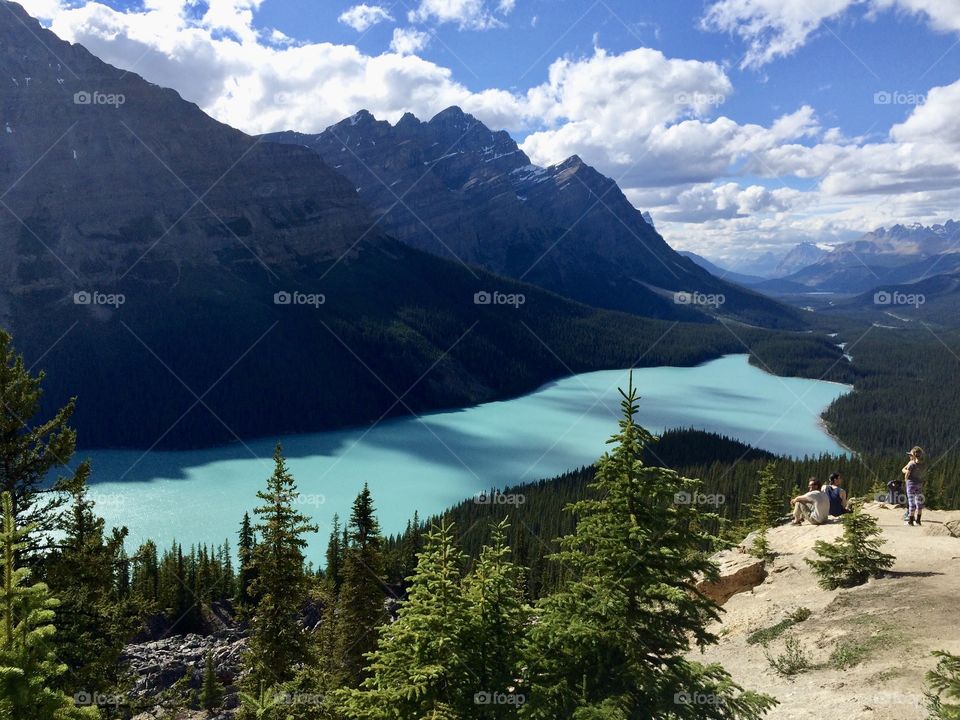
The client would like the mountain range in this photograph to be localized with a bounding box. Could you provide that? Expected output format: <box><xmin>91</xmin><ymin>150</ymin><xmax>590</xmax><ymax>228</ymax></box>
<box><xmin>0</xmin><ymin>1</ymin><xmax>800</xmax><ymax>449</ymax></box>
<box><xmin>262</xmin><ymin>110</ymin><xmax>797</xmax><ymax>327</ymax></box>
<box><xmin>771</xmin><ymin>221</ymin><xmax>960</xmax><ymax>294</ymax></box>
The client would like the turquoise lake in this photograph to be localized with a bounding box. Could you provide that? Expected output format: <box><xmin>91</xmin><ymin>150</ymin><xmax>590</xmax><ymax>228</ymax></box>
<box><xmin>84</xmin><ymin>354</ymin><xmax>852</xmax><ymax>563</ymax></box>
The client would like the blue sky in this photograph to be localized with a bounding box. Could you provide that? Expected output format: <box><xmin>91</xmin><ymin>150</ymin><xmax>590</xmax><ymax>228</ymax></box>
<box><xmin>23</xmin><ymin>0</ymin><xmax>960</xmax><ymax>260</ymax></box>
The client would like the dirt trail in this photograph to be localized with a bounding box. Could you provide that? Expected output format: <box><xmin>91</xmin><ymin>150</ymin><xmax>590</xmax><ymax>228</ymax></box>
<box><xmin>695</xmin><ymin>503</ymin><xmax>960</xmax><ymax>719</ymax></box>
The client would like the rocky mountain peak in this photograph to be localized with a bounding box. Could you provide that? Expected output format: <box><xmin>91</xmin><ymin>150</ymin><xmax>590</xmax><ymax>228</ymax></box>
<box><xmin>395</xmin><ymin>111</ymin><xmax>421</xmax><ymax>130</ymax></box>
<box><xmin>428</xmin><ymin>105</ymin><xmax>473</xmax><ymax>125</ymax></box>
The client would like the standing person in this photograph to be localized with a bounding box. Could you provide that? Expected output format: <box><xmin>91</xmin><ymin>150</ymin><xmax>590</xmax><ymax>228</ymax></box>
<box><xmin>824</xmin><ymin>472</ymin><xmax>850</xmax><ymax>516</ymax></box>
<box><xmin>790</xmin><ymin>478</ymin><xmax>830</xmax><ymax>526</ymax></box>
<box><xmin>902</xmin><ymin>446</ymin><xmax>926</xmax><ymax>526</ymax></box>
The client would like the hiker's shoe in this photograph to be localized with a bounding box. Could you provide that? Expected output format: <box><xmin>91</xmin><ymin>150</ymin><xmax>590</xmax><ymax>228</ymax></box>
<box><xmin>906</xmin><ymin>519</ymin><xmax>914</xmax><ymax>526</ymax></box>
<box><xmin>916</xmin><ymin>519</ymin><xmax>922</xmax><ymax>526</ymax></box>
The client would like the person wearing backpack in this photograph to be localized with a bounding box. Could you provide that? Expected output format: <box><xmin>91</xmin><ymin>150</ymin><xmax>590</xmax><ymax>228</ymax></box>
<box><xmin>902</xmin><ymin>446</ymin><xmax>926</xmax><ymax>526</ymax></box>
<box><xmin>824</xmin><ymin>472</ymin><xmax>850</xmax><ymax>517</ymax></box>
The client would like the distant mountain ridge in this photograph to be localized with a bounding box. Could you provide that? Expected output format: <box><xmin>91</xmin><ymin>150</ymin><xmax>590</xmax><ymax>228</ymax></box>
<box><xmin>773</xmin><ymin>242</ymin><xmax>829</xmax><ymax>277</ymax></box>
<box><xmin>677</xmin><ymin>251</ymin><xmax>767</xmax><ymax>287</ymax></box>
<box><xmin>777</xmin><ymin>220</ymin><xmax>960</xmax><ymax>293</ymax></box>
<box><xmin>263</xmin><ymin>109</ymin><xmax>801</xmax><ymax>328</ymax></box>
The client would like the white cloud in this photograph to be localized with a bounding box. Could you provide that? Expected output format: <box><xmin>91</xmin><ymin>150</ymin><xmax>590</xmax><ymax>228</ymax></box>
<box><xmin>15</xmin><ymin>0</ymin><xmax>64</xmax><ymax>20</ymax></box>
<box><xmin>702</xmin><ymin>0</ymin><xmax>960</xmax><ymax>68</ymax></box>
<box><xmin>407</xmin><ymin>0</ymin><xmax>513</xmax><ymax>30</ymax></box>
<box><xmin>338</xmin><ymin>4</ymin><xmax>394</xmax><ymax>32</ymax></box>
<box><xmin>653</xmin><ymin>182</ymin><xmax>806</xmax><ymax>223</ymax></box>
<box><xmin>390</xmin><ymin>27</ymin><xmax>431</xmax><ymax>55</ymax></box>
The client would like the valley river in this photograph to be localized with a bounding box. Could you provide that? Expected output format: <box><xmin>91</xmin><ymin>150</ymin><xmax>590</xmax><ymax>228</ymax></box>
<box><xmin>84</xmin><ymin>354</ymin><xmax>852</xmax><ymax>563</ymax></box>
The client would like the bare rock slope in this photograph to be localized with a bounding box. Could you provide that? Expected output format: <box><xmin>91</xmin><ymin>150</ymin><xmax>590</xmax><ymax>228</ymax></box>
<box><xmin>695</xmin><ymin>503</ymin><xmax>960</xmax><ymax>719</ymax></box>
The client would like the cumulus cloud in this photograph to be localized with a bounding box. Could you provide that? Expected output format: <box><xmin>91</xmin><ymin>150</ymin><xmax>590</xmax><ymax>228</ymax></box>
<box><xmin>338</xmin><ymin>4</ymin><xmax>394</xmax><ymax>32</ymax></box>
<box><xmin>407</xmin><ymin>0</ymin><xmax>514</xmax><ymax>30</ymax></box>
<box><xmin>652</xmin><ymin>182</ymin><xmax>806</xmax><ymax>223</ymax></box>
<box><xmin>390</xmin><ymin>27</ymin><xmax>431</xmax><ymax>55</ymax></box>
<box><xmin>702</xmin><ymin>0</ymin><xmax>960</xmax><ymax>68</ymax></box>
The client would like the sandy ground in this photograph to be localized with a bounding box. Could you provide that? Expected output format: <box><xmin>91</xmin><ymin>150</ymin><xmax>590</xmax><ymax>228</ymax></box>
<box><xmin>693</xmin><ymin>503</ymin><xmax>960</xmax><ymax>719</ymax></box>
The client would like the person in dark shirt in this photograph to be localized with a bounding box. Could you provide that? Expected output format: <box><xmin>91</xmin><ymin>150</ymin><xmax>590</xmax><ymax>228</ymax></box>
<box><xmin>824</xmin><ymin>472</ymin><xmax>850</xmax><ymax>517</ymax></box>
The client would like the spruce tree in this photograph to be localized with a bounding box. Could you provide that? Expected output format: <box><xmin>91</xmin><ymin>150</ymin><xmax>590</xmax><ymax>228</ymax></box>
<box><xmin>926</xmin><ymin>650</ymin><xmax>960</xmax><ymax>720</ymax></box>
<box><xmin>325</xmin><ymin>514</ymin><xmax>343</xmax><ymax>592</ymax></box>
<box><xmin>0</xmin><ymin>330</ymin><xmax>85</xmax><ymax>555</ymax></box>
<box><xmin>131</xmin><ymin>539</ymin><xmax>160</xmax><ymax>605</ymax></box>
<box><xmin>521</xmin><ymin>380</ymin><xmax>777</xmax><ymax>719</ymax></box>
<box><xmin>462</xmin><ymin>518</ymin><xmax>529</xmax><ymax>719</ymax></box>
<box><xmin>200</xmin><ymin>649</ymin><xmax>224</xmax><ymax>712</ymax></box>
<box><xmin>41</xmin><ymin>478</ymin><xmax>138</xmax><ymax>694</ymax></box>
<box><xmin>806</xmin><ymin>505</ymin><xmax>895</xmax><ymax>589</ymax></box>
<box><xmin>236</xmin><ymin>512</ymin><xmax>258</xmax><ymax>617</ymax></box>
<box><xmin>246</xmin><ymin>444</ymin><xmax>318</xmax><ymax>684</ymax></box>
<box><xmin>341</xmin><ymin>521</ymin><xmax>472</xmax><ymax>719</ymax></box>
<box><xmin>333</xmin><ymin>484</ymin><xmax>387</xmax><ymax>687</ymax></box>
<box><xmin>0</xmin><ymin>492</ymin><xmax>99</xmax><ymax>719</ymax></box>
<box><xmin>748</xmin><ymin>464</ymin><xmax>784</xmax><ymax>560</ymax></box>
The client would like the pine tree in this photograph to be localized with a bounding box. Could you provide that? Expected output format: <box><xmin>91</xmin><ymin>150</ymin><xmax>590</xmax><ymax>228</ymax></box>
<box><xmin>41</xmin><ymin>478</ymin><xmax>139</xmax><ymax>694</ymax></box>
<box><xmin>131</xmin><ymin>539</ymin><xmax>160</xmax><ymax>605</ymax></box>
<box><xmin>236</xmin><ymin>512</ymin><xmax>258</xmax><ymax>617</ymax></box>
<box><xmin>521</xmin><ymin>379</ymin><xmax>777</xmax><ymax>719</ymax></box>
<box><xmin>325</xmin><ymin>514</ymin><xmax>343</xmax><ymax>592</ymax></box>
<box><xmin>926</xmin><ymin>650</ymin><xmax>960</xmax><ymax>720</ymax></box>
<box><xmin>200</xmin><ymin>649</ymin><xmax>225</xmax><ymax>712</ymax></box>
<box><xmin>219</xmin><ymin>540</ymin><xmax>236</xmax><ymax>599</ymax></box>
<box><xmin>246</xmin><ymin>444</ymin><xmax>318</xmax><ymax>684</ymax></box>
<box><xmin>0</xmin><ymin>330</ymin><xmax>87</xmax><ymax>557</ymax></box>
<box><xmin>806</xmin><ymin>505</ymin><xmax>895</xmax><ymax>589</ymax></box>
<box><xmin>0</xmin><ymin>492</ymin><xmax>99</xmax><ymax>719</ymax></box>
<box><xmin>333</xmin><ymin>484</ymin><xmax>387</xmax><ymax>687</ymax></box>
<box><xmin>748</xmin><ymin>464</ymin><xmax>784</xmax><ymax>561</ymax></box>
<box><xmin>462</xmin><ymin>518</ymin><xmax>529</xmax><ymax>718</ymax></box>
<box><xmin>341</xmin><ymin>521</ymin><xmax>472</xmax><ymax>719</ymax></box>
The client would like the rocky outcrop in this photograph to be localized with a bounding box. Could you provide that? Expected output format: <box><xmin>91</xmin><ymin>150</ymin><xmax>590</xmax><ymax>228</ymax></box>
<box><xmin>122</xmin><ymin>631</ymin><xmax>246</xmax><ymax>715</ymax></box>
<box><xmin>697</xmin><ymin>546</ymin><xmax>768</xmax><ymax>606</ymax></box>
<box><xmin>923</xmin><ymin>518</ymin><xmax>960</xmax><ymax>538</ymax></box>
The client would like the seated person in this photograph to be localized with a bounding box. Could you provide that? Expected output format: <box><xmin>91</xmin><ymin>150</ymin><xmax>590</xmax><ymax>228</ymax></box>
<box><xmin>886</xmin><ymin>477</ymin><xmax>905</xmax><ymax>506</ymax></box>
<box><xmin>824</xmin><ymin>472</ymin><xmax>851</xmax><ymax>516</ymax></box>
<box><xmin>790</xmin><ymin>478</ymin><xmax>830</xmax><ymax>526</ymax></box>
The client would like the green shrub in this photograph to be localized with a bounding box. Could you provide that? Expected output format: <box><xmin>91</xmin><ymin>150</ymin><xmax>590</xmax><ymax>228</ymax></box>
<box><xmin>807</xmin><ymin>506</ymin><xmax>895</xmax><ymax>589</ymax></box>
<box><xmin>765</xmin><ymin>636</ymin><xmax>813</xmax><ymax>677</ymax></box>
